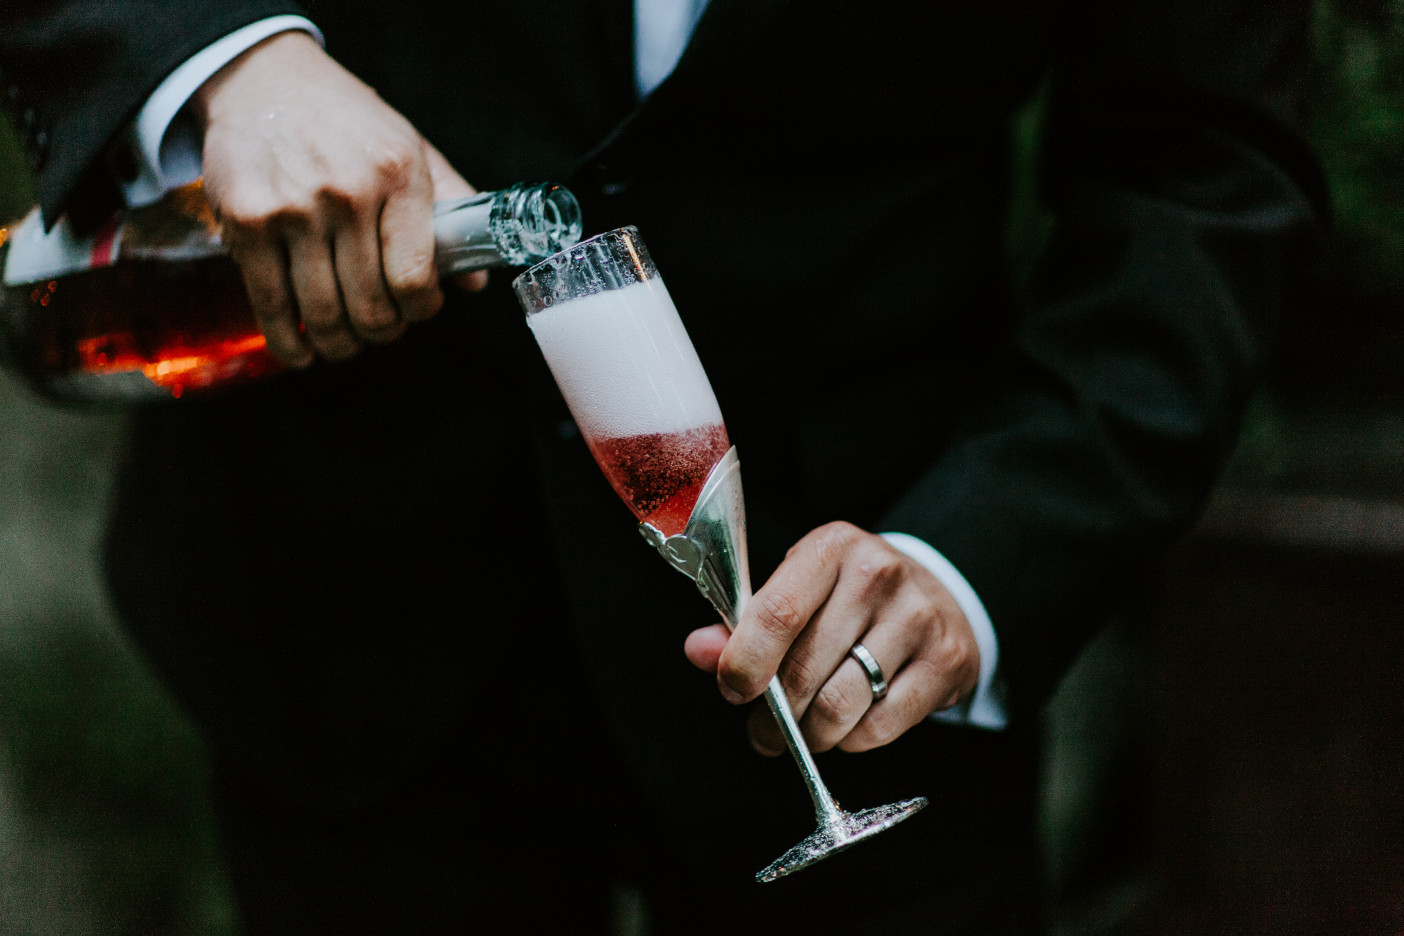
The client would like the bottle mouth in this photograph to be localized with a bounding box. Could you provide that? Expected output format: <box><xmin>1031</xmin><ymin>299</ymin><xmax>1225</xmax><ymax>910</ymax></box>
<box><xmin>492</xmin><ymin>184</ymin><xmax>583</xmax><ymax>265</ymax></box>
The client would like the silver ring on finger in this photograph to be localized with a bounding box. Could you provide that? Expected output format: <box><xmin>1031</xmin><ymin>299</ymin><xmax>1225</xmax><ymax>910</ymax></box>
<box><xmin>849</xmin><ymin>642</ymin><xmax>888</xmax><ymax>701</ymax></box>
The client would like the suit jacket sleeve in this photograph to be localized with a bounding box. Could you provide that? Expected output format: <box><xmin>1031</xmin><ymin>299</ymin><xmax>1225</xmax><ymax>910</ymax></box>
<box><xmin>0</xmin><ymin>0</ymin><xmax>307</xmax><ymax>227</ymax></box>
<box><xmin>877</xmin><ymin>0</ymin><xmax>1328</xmax><ymax>716</ymax></box>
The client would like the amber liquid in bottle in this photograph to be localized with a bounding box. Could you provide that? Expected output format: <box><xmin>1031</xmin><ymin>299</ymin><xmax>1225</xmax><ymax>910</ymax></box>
<box><xmin>0</xmin><ymin>180</ymin><xmax>582</xmax><ymax>403</ymax></box>
<box><xmin>3</xmin><ymin>249</ymin><xmax>276</xmax><ymax>400</ymax></box>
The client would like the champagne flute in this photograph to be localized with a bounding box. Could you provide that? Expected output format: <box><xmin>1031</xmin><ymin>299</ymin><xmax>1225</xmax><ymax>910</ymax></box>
<box><xmin>513</xmin><ymin>227</ymin><xmax>926</xmax><ymax>882</ymax></box>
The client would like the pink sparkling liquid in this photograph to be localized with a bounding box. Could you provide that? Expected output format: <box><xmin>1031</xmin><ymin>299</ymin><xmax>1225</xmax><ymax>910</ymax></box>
<box><xmin>525</xmin><ymin>278</ymin><xmax>730</xmax><ymax>535</ymax></box>
<box><xmin>587</xmin><ymin>423</ymin><xmax>730</xmax><ymax>536</ymax></box>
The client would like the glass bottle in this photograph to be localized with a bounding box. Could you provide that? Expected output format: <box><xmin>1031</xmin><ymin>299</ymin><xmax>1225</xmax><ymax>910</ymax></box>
<box><xmin>0</xmin><ymin>180</ymin><xmax>582</xmax><ymax>403</ymax></box>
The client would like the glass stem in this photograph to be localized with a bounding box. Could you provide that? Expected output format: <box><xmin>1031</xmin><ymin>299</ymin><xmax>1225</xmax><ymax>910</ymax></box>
<box><xmin>763</xmin><ymin>677</ymin><xmax>846</xmax><ymax>826</ymax></box>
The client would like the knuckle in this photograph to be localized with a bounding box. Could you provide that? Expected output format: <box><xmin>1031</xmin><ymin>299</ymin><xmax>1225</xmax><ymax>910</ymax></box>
<box><xmin>908</xmin><ymin>658</ymin><xmax>963</xmax><ymax>713</ymax></box>
<box><xmin>818</xmin><ymin>520</ymin><xmax>861</xmax><ymax>547</ymax></box>
<box><xmin>372</xmin><ymin>138</ymin><xmax>421</xmax><ymax>184</ymax></box>
<box><xmin>751</xmin><ymin>589</ymin><xmax>805</xmax><ymax>641</ymax></box>
<box><xmin>850</xmin><ymin>552</ymin><xmax>904</xmax><ymax>600</ymax></box>
<box><xmin>810</xmin><ymin>520</ymin><xmax>861</xmax><ymax>567</ymax></box>
<box><xmin>315</xmin><ymin>183</ymin><xmax>362</xmax><ymax>216</ymax></box>
<box><xmin>933</xmin><ymin>687</ymin><xmax>963</xmax><ymax>713</ymax></box>
<box><xmin>226</xmin><ymin>191</ymin><xmax>317</xmax><ymax>234</ymax></box>
<box><xmin>777</xmin><ymin>650</ymin><xmax>824</xmax><ymax>698</ymax></box>
<box><xmin>221</xmin><ymin>201</ymin><xmax>275</xmax><ymax>240</ymax></box>
<box><xmin>385</xmin><ymin>251</ymin><xmax>439</xmax><ymax>299</ymax></box>
<box><xmin>716</xmin><ymin>658</ymin><xmax>761</xmax><ymax>699</ymax></box>
<box><xmin>939</xmin><ymin>628</ymin><xmax>979</xmax><ymax>684</ymax></box>
<box><xmin>810</xmin><ymin>678</ymin><xmax>862</xmax><ymax>726</ymax></box>
<box><xmin>786</xmin><ymin>522</ymin><xmax>856</xmax><ymax>563</ymax></box>
<box><xmin>348</xmin><ymin>296</ymin><xmax>399</xmax><ymax>332</ymax></box>
<box><xmin>861</xmin><ymin>704</ymin><xmax>904</xmax><ymax>746</ymax></box>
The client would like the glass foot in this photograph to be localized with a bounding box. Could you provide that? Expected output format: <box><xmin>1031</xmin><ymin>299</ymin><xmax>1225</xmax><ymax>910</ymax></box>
<box><xmin>755</xmin><ymin>796</ymin><xmax>928</xmax><ymax>883</ymax></box>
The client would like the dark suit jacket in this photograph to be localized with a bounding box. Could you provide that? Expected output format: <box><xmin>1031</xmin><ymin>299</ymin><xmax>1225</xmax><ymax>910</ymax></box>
<box><xmin>1</xmin><ymin>0</ymin><xmax>1326</xmax><ymax>918</ymax></box>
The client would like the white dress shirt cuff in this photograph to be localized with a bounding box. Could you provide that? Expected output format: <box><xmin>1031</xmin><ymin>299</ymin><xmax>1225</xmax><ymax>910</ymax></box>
<box><xmin>119</xmin><ymin>15</ymin><xmax>323</xmax><ymax>207</ymax></box>
<box><xmin>880</xmin><ymin>532</ymin><xmax>1009</xmax><ymax>730</ymax></box>
<box><xmin>634</xmin><ymin>0</ymin><xmax>709</xmax><ymax>97</ymax></box>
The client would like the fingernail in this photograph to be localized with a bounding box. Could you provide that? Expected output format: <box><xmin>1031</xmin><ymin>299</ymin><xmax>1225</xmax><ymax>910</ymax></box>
<box><xmin>719</xmin><ymin>678</ymin><xmax>746</xmax><ymax>705</ymax></box>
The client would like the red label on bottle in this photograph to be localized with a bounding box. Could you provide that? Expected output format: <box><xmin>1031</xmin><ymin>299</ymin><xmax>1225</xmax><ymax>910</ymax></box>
<box><xmin>2</xmin><ymin>208</ymin><xmax>122</xmax><ymax>287</ymax></box>
<box><xmin>89</xmin><ymin>214</ymin><xmax>120</xmax><ymax>269</ymax></box>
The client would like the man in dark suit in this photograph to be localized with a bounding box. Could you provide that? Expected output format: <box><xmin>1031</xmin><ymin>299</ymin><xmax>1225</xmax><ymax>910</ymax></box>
<box><xmin>2</xmin><ymin>1</ymin><xmax>1325</xmax><ymax>932</ymax></box>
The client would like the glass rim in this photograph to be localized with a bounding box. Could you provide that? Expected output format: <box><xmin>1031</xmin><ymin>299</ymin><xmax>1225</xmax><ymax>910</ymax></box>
<box><xmin>511</xmin><ymin>225</ymin><xmax>657</xmax><ymax>316</ymax></box>
<box><xmin>511</xmin><ymin>224</ymin><xmax>641</xmax><ymax>279</ymax></box>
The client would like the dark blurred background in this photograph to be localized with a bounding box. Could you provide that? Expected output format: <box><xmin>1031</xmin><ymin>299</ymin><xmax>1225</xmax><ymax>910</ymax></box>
<box><xmin>1</xmin><ymin>4</ymin><xmax>1400</xmax><ymax>933</ymax></box>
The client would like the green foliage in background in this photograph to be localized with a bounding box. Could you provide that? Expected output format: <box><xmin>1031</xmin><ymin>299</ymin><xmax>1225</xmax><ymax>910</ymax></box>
<box><xmin>0</xmin><ymin>112</ymin><xmax>35</xmax><ymax>221</ymax></box>
<box><xmin>1005</xmin><ymin>1</ymin><xmax>1404</xmax><ymax>308</ymax></box>
<box><xmin>1311</xmin><ymin>0</ymin><xmax>1404</xmax><ymax>297</ymax></box>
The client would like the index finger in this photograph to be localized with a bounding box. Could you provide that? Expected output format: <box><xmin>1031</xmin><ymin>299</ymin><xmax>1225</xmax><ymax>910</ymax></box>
<box><xmin>716</xmin><ymin>522</ymin><xmax>857</xmax><ymax>703</ymax></box>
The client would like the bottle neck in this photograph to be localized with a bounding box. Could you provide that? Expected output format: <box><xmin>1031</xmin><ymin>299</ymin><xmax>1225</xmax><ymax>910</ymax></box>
<box><xmin>1</xmin><ymin>180</ymin><xmax>582</xmax><ymax>287</ymax></box>
<box><xmin>432</xmin><ymin>182</ymin><xmax>582</xmax><ymax>275</ymax></box>
<box><xmin>431</xmin><ymin>192</ymin><xmax>499</xmax><ymax>275</ymax></box>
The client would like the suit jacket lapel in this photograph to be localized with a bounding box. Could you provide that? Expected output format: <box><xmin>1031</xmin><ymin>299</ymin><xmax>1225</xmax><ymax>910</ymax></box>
<box><xmin>592</xmin><ymin>0</ymin><xmax>641</xmax><ymax>105</ymax></box>
<box><xmin>574</xmin><ymin>0</ymin><xmax>791</xmax><ymax>171</ymax></box>
<box><xmin>665</xmin><ymin>0</ymin><xmax>790</xmax><ymax>89</ymax></box>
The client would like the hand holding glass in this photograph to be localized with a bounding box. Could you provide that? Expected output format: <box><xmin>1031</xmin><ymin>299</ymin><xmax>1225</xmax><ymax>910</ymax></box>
<box><xmin>513</xmin><ymin>228</ymin><xmax>925</xmax><ymax>882</ymax></box>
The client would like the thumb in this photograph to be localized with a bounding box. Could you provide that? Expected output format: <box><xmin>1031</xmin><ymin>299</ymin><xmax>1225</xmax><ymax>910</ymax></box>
<box><xmin>684</xmin><ymin>624</ymin><xmax>730</xmax><ymax>674</ymax></box>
